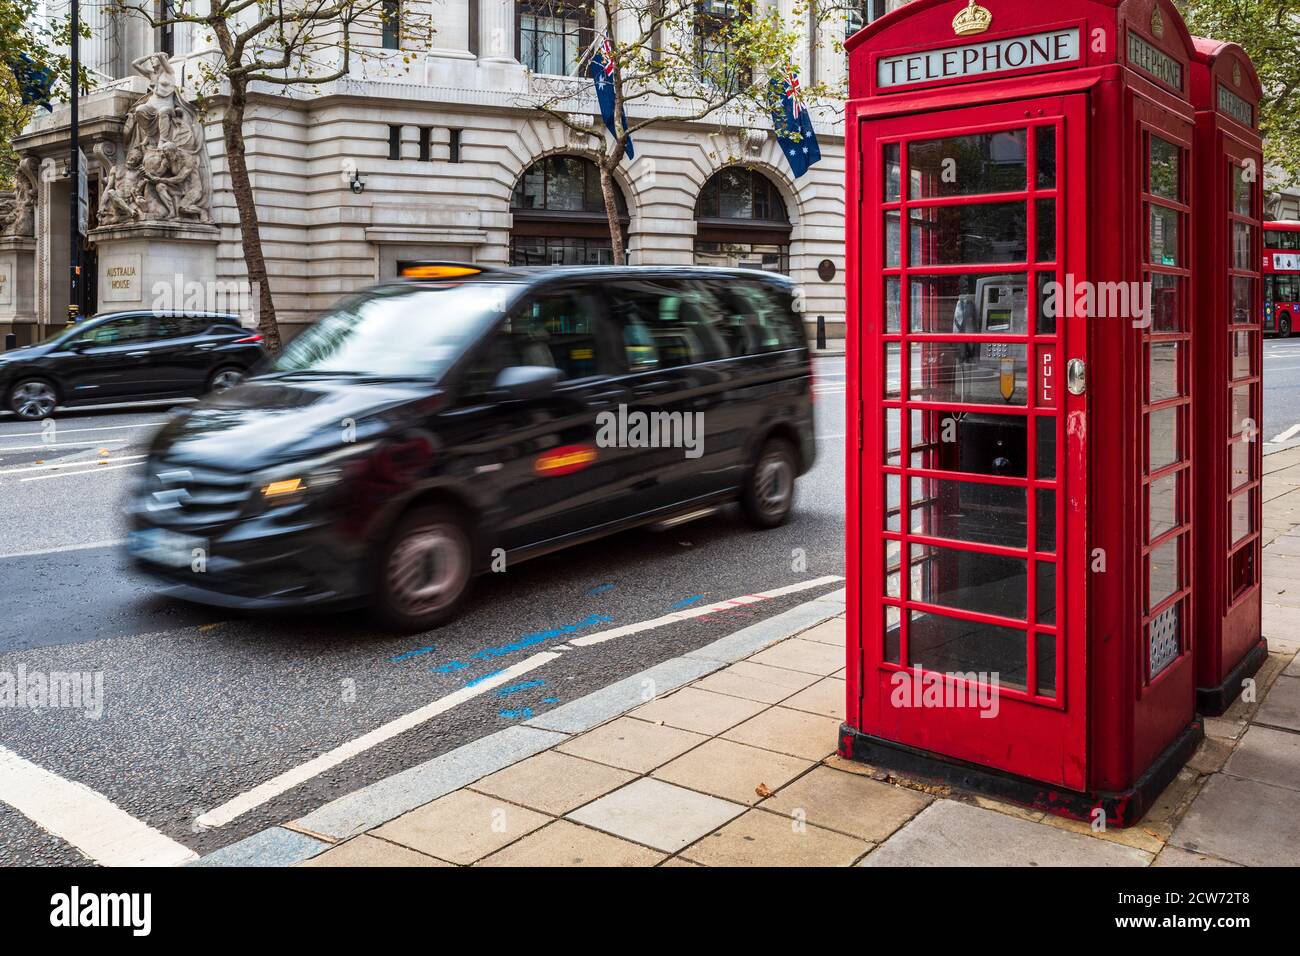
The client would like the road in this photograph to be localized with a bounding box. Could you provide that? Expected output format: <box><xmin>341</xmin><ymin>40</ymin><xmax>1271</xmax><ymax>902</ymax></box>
<box><xmin>0</xmin><ymin>360</ymin><xmax>847</xmax><ymax>864</ymax></box>
<box><xmin>1264</xmin><ymin>336</ymin><xmax>1300</xmax><ymax>453</ymax></box>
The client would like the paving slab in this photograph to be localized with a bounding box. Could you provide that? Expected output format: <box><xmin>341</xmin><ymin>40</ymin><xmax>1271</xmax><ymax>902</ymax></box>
<box><xmin>523</xmin><ymin>656</ymin><xmax>721</xmax><ymax>734</ymax></box>
<box><xmin>723</xmin><ymin>706</ymin><xmax>841</xmax><ymax>761</ymax></box>
<box><xmin>567</xmin><ymin>777</ymin><xmax>745</xmax><ymax>853</ymax></box>
<box><xmin>796</xmin><ymin>618</ymin><xmax>847</xmax><ymax>647</ymax></box>
<box><xmin>1222</xmin><ymin>724</ymin><xmax>1300</xmax><ymax>791</ymax></box>
<box><xmin>685</xmin><ymin>596</ymin><xmax>843</xmax><ymax>664</ymax></box>
<box><xmin>780</xmin><ymin>676</ymin><xmax>846</xmax><ymax>720</ymax></box>
<box><xmin>681</xmin><ymin>808</ymin><xmax>869</xmax><ymax>867</ymax></box>
<box><xmin>747</xmin><ymin>637</ymin><xmax>845</xmax><ymax>676</ymax></box>
<box><xmin>1253</xmin><ymin>674</ymin><xmax>1300</xmax><ymax>732</ymax></box>
<box><xmin>860</xmin><ymin>800</ymin><xmax>1152</xmax><ymax>867</ymax></box>
<box><xmin>469</xmin><ymin>750</ymin><xmax>636</xmax><ymax>816</ymax></box>
<box><xmin>760</xmin><ymin>765</ymin><xmax>932</xmax><ymax>843</ymax></box>
<box><xmin>298</xmin><ymin>834</ymin><xmax>451</xmax><ymax>867</ymax></box>
<box><xmin>652</xmin><ymin>737</ymin><xmax>813</xmax><ymax>805</ymax></box>
<box><xmin>630</xmin><ymin>686</ymin><xmax>769</xmax><ymax>736</ymax></box>
<box><xmin>476</xmin><ymin>819</ymin><xmax>665</xmax><ymax>867</ymax></box>
<box><xmin>1151</xmin><ymin>845</ymin><xmax>1241</xmax><ymax>867</ymax></box>
<box><xmin>556</xmin><ymin>716</ymin><xmax>707</xmax><ymax>773</ymax></box>
<box><xmin>1169</xmin><ymin>774</ymin><xmax>1300</xmax><ymax>866</ymax></box>
<box><xmin>372</xmin><ymin>788</ymin><xmax>551</xmax><ymax>865</ymax></box>
<box><xmin>692</xmin><ymin>660</ymin><xmax>820</xmax><ymax>704</ymax></box>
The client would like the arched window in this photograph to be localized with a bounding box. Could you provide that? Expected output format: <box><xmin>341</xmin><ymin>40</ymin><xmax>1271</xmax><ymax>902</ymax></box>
<box><xmin>510</xmin><ymin>155</ymin><xmax>629</xmax><ymax>266</ymax></box>
<box><xmin>694</xmin><ymin>166</ymin><xmax>792</xmax><ymax>273</ymax></box>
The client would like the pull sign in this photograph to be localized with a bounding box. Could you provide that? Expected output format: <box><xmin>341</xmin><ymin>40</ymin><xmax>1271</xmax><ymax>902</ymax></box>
<box><xmin>1038</xmin><ymin>346</ymin><xmax>1057</xmax><ymax>407</ymax></box>
<box><xmin>1067</xmin><ymin>358</ymin><xmax>1086</xmax><ymax>396</ymax></box>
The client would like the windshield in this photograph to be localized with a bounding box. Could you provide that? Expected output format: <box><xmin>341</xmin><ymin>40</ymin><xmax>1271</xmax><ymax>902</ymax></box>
<box><xmin>268</xmin><ymin>283</ymin><xmax>513</xmax><ymax>379</ymax></box>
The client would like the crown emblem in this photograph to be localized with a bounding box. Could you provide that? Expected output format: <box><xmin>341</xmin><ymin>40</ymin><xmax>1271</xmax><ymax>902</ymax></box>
<box><xmin>952</xmin><ymin>0</ymin><xmax>993</xmax><ymax>36</ymax></box>
<box><xmin>1232</xmin><ymin>60</ymin><xmax>1243</xmax><ymax>86</ymax></box>
<box><xmin>1151</xmin><ymin>8</ymin><xmax>1165</xmax><ymax>38</ymax></box>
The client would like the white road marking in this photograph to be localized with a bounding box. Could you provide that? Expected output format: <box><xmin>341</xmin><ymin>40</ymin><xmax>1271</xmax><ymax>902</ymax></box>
<box><xmin>19</xmin><ymin>461</ymin><xmax>145</xmax><ymax>482</ymax></box>
<box><xmin>196</xmin><ymin>574</ymin><xmax>844</xmax><ymax>829</ymax></box>
<box><xmin>0</xmin><ymin>745</ymin><xmax>197</xmax><ymax>867</ymax></box>
<box><xmin>0</xmin><ymin>440</ymin><xmax>128</xmax><ymax>452</ymax></box>
<box><xmin>0</xmin><ymin>454</ymin><xmax>148</xmax><ymax>476</ymax></box>
<box><xmin>1269</xmin><ymin>423</ymin><xmax>1300</xmax><ymax>444</ymax></box>
<box><xmin>0</xmin><ymin>422</ymin><xmax>166</xmax><ymax>438</ymax></box>
<box><xmin>195</xmin><ymin>651</ymin><xmax>562</xmax><ymax>829</ymax></box>
<box><xmin>0</xmin><ymin>539</ymin><xmax>125</xmax><ymax>559</ymax></box>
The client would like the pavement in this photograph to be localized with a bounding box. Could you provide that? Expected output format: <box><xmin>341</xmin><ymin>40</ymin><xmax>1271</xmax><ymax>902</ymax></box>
<box><xmin>183</xmin><ymin>447</ymin><xmax>1300</xmax><ymax>867</ymax></box>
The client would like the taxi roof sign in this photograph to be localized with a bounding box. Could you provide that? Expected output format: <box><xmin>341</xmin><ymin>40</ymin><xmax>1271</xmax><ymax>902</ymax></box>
<box><xmin>399</xmin><ymin>262</ymin><xmax>488</xmax><ymax>280</ymax></box>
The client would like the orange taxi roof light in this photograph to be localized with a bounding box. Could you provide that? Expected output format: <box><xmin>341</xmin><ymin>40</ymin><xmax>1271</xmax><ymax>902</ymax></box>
<box><xmin>400</xmin><ymin>263</ymin><xmax>484</xmax><ymax>280</ymax></box>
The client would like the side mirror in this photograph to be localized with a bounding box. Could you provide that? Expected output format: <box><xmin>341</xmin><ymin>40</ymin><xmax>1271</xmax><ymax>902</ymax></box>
<box><xmin>492</xmin><ymin>365</ymin><xmax>559</xmax><ymax>402</ymax></box>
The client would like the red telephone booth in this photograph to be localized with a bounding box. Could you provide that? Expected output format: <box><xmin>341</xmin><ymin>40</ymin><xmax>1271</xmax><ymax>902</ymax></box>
<box><xmin>843</xmin><ymin>0</ymin><xmax>1205</xmax><ymax>825</ymax></box>
<box><xmin>1189</xmin><ymin>39</ymin><xmax>1267</xmax><ymax>715</ymax></box>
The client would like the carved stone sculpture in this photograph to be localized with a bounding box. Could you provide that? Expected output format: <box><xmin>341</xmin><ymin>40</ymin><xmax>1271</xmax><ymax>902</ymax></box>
<box><xmin>0</xmin><ymin>158</ymin><xmax>37</xmax><ymax>237</ymax></box>
<box><xmin>97</xmin><ymin>52</ymin><xmax>212</xmax><ymax>227</ymax></box>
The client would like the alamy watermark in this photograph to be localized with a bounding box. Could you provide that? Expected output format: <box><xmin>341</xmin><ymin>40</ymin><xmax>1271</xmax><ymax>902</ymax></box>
<box><xmin>0</xmin><ymin>665</ymin><xmax>104</xmax><ymax>720</ymax></box>
<box><xmin>889</xmin><ymin>669</ymin><xmax>1000</xmax><ymax>718</ymax></box>
<box><xmin>595</xmin><ymin>404</ymin><xmax>704</xmax><ymax>459</ymax></box>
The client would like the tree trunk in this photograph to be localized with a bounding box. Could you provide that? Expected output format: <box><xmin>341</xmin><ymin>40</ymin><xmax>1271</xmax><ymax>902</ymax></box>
<box><xmin>599</xmin><ymin>160</ymin><xmax>626</xmax><ymax>266</ymax></box>
<box><xmin>221</xmin><ymin>80</ymin><xmax>281</xmax><ymax>351</ymax></box>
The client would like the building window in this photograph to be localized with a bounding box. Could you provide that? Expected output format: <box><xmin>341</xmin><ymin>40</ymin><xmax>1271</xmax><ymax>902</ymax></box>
<box><xmin>382</xmin><ymin>0</ymin><xmax>401</xmax><ymax>50</ymax></box>
<box><xmin>694</xmin><ymin>166</ymin><xmax>791</xmax><ymax>274</ymax></box>
<box><xmin>388</xmin><ymin>125</ymin><xmax>402</xmax><ymax>160</ymax></box>
<box><xmin>510</xmin><ymin>155</ymin><xmax>629</xmax><ymax>265</ymax></box>
<box><xmin>519</xmin><ymin>1</ymin><xmax>593</xmax><ymax>76</ymax></box>
<box><xmin>695</xmin><ymin>0</ymin><xmax>748</xmax><ymax>91</ymax></box>
<box><xmin>156</xmin><ymin>1</ymin><xmax>175</xmax><ymax>57</ymax></box>
<box><xmin>449</xmin><ymin>128</ymin><xmax>462</xmax><ymax>163</ymax></box>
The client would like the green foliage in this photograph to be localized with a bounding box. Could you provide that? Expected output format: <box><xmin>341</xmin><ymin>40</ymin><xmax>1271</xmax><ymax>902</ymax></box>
<box><xmin>1178</xmin><ymin>0</ymin><xmax>1300</xmax><ymax>179</ymax></box>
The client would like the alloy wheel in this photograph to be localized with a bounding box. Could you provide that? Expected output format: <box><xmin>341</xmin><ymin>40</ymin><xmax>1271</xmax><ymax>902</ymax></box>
<box><xmin>10</xmin><ymin>381</ymin><xmax>57</xmax><ymax>420</ymax></box>
<box><xmin>386</xmin><ymin>523</ymin><xmax>468</xmax><ymax>617</ymax></box>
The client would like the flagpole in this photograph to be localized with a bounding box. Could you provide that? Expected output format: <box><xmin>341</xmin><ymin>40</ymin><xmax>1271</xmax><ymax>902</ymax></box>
<box><xmin>68</xmin><ymin>0</ymin><xmax>81</xmax><ymax>322</ymax></box>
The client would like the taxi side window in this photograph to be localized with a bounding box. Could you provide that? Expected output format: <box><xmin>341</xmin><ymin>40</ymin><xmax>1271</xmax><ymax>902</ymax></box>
<box><xmin>70</xmin><ymin>315</ymin><xmax>153</xmax><ymax>347</ymax></box>
<box><xmin>605</xmin><ymin>280</ymin><xmax>728</xmax><ymax>370</ymax></box>
<box><xmin>461</xmin><ymin>289</ymin><xmax>600</xmax><ymax>395</ymax></box>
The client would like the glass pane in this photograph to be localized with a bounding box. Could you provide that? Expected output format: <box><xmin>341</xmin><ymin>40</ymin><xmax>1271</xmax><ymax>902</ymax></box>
<box><xmin>910</xmin><ymin>476</ymin><xmax>1027</xmax><ymax>548</ymax></box>
<box><xmin>1150</xmin><ymin>273</ymin><xmax>1183</xmax><ymax>332</ymax></box>
<box><xmin>1035</xmin><ymin>199</ymin><xmax>1056</xmax><ymax>262</ymax></box>
<box><xmin>1232</xmin><ymin>276</ymin><xmax>1253</xmax><ymax>325</ymax></box>
<box><xmin>908</xmin><ymin>130</ymin><xmax>1027</xmax><ymax>199</ymax></box>
<box><xmin>1036</xmin><ymin>562</ymin><xmax>1056</xmax><ymax>625</ymax></box>
<box><xmin>908</xmin><ymin>610</ymin><xmax>1027</xmax><ymax>692</ymax></box>
<box><xmin>910</xmin><ymin>542</ymin><xmax>1027</xmax><ymax>620</ymax></box>
<box><xmin>885</xmin><ymin>342</ymin><xmax>901</xmax><ymax>398</ymax></box>
<box><xmin>1036</xmin><ymin>488</ymin><xmax>1056</xmax><ymax>553</ymax></box>
<box><xmin>885</xmin><ymin>541</ymin><xmax>901</xmax><ymax>598</ymax></box>
<box><xmin>885</xmin><ymin>276</ymin><xmax>901</xmax><ymax>332</ymax></box>
<box><xmin>910</xmin><ymin>409</ymin><xmax>1027</xmax><ymax>477</ymax></box>
<box><xmin>909</xmin><ymin>342</ymin><xmax>1028</xmax><ymax>405</ymax></box>
<box><xmin>1149</xmin><ymin>342</ymin><xmax>1181</xmax><ymax>403</ymax></box>
<box><xmin>1233</xmin><ymin>222</ymin><xmax>1253</xmax><ymax>271</ymax></box>
<box><xmin>1232</xmin><ymin>166</ymin><xmax>1252</xmax><ymax>215</ymax></box>
<box><xmin>1230</xmin><ymin>385</ymin><xmax>1254</xmax><ymax>437</ymax></box>
<box><xmin>886</xmin><ymin>474</ymin><xmax>901</xmax><ymax>531</ymax></box>
<box><xmin>1148</xmin><ymin>535</ymin><xmax>1181</xmax><ymax>610</ymax></box>
<box><xmin>885</xmin><ymin>604</ymin><xmax>901</xmax><ymax>663</ymax></box>
<box><xmin>885</xmin><ymin>407</ymin><xmax>901</xmax><ymax>464</ymax></box>
<box><xmin>1035</xmin><ymin>271</ymin><xmax>1056</xmax><ymax>334</ymax></box>
<box><xmin>1231</xmin><ymin>491</ymin><xmax>1254</xmax><ymax>544</ymax></box>
<box><xmin>1036</xmin><ymin>631</ymin><xmax>1056</xmax><ymax>698</ymax></box>
<box><xmin>883</xmin><ymin>143</ymin><xmax>901</xmax><ymax>203</ymax></box>
<box><xmin>1149</xmin><ymin>471</ymin><xmax>1179</xmax><ymax>541</ymax></box>
<box><xmin>1150</xmin><ymin>205</ymin><xmax>1180</xmax><ymax>266</ymax></box>
<box><xmin>1036</xmin><ymin>416</ymin><xmax>1057</xmax><ymax>480</ymax></box>
<box><xmin>909</xmin><ymin>203</ymin><xmax>1027</xmax><ymax>265</ymax></box>
<box><xmin>1230</xmin><ymin>439</ymin><xmax>1252</xmax><ymax>491</ymax></box>
<box><xmin>1149</xmin><ymin>406</ymin><xmax>1179</xmax><ymax>471</ymax></box>
<box><xmin>1231</xmin><ymin>331</ymin><xmax>1253</xmax><ymax>380</ymax></box>
<box><xmin>1036</xmin><ymin>126</ymin><xmax>1056</xmax><ymax>188</ymax></box>
<box><xmin>1150</xmin><ymin>136</ymin><xmax>1180</xmax><ymax>200</ymax></box>
<box><xmin>909</xmin><ymin>273</ymin><xmax>1027</xmax><ymax>334</ymax></box>
<box><xmin>885</xmin><ymin>211</ymin><xmax>900</xmax><ymax>266</ymax></box>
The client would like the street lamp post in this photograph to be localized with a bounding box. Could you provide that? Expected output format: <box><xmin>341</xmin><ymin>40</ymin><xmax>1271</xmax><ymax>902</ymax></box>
<box><xmin>68</xmin><ymin>0</ymin><xmax>81</xmax><ymax>323</ymax></box>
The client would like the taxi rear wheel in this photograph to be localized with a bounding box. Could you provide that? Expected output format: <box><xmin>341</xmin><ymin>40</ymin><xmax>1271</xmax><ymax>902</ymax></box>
<box><xmin>740</xmin><ymin>437</ymin><xmax>797</xmax><ymax>529</ymax></box>
<box><xmin>374</xmin><ymin>505</ymin><xmax>474</xmax><ymax>632</ymax></box>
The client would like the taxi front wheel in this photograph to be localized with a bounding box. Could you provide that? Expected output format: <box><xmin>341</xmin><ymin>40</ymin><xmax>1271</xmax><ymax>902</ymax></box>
<box><xmin>740</xmin><ymin>437</ymin><xmax>797</xmax><ymax>529</ymax></box>
<box><xmin>374</xmin><ymin>505</ymin><xmax>474</xmax><ymax>632</ymax></box>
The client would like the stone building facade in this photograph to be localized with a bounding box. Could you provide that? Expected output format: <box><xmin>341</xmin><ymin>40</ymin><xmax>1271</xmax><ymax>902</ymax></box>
<box><xmin>2</xmin><ymin>1</ymin><xmax>904</xmax><ymax>344</ymax></box>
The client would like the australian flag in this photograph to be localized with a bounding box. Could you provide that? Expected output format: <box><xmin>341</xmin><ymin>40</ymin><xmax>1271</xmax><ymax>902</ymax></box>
<box><xmin>770</xmin><ymin>73</ymin><xmax>820</xmax><ymax>178</ymax></box>
<box><xmin>9</xmin><ymin>53</ymin><xmax>55</xmax><ymax>112</ymax></box>
<box><xmin>590</xmin><ymin>37</ymin><xmax>634</xmax><ymax>161</ymax></box>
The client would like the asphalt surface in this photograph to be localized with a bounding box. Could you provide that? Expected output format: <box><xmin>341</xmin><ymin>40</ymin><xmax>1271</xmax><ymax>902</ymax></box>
<box><xmin>0</xmin><ymin>361</ymin><xmax>847</xmax><ymax>864</ymax></box>
<box><xmin>1264</xmin><ymin>335</ymin><xmax>1300</xmax><ymax>452</ymax></box>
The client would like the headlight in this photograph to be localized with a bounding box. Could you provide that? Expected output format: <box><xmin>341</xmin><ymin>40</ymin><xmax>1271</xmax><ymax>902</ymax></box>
<box><xmin>255</xmin><ymin>443</ymin><xmax>375</xmax><ymax>504</ymax></box>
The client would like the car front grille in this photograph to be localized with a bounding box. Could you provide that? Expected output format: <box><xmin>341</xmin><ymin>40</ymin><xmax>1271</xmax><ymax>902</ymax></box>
<box><xmin>140</xmin><ymin>460</ymin><xmax>251</xmax><ymax>527</ymax></box>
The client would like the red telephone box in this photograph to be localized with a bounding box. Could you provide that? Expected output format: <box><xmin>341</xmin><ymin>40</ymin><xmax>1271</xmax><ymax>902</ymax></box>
<box><xmin>843</xmin><ymin>0</ymin><xmax>1204</xmax><ymax>825</ymax></box>
<box><xmin>1189</xmin><ymin>39</ymin><xmax>1267</xmax><ymax>715</ymax></box>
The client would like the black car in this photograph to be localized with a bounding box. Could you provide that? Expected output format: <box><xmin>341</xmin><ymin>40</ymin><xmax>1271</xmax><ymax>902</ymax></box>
<box><xmin>126</xmin><ymin>264</ymin><xmax>815</xmax><ymax>631</ymax></box>
<box><xmin>0</xmin><ymin>310</ymin><xmax>266</xmax><ymax>421</ymax></box>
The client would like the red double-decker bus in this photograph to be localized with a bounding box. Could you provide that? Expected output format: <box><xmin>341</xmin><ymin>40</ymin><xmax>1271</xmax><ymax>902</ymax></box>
<box><xmin>1264</xmin><ymin>220</ymin><xmax>1300</xmax><ymax>336</ymax></box>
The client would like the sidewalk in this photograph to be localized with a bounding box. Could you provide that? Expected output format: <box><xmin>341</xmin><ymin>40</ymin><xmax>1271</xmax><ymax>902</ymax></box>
<box><xmin>199</xmin><ymin>446</ymin><xmax>1300</xmax><ymax>867</ymax></box>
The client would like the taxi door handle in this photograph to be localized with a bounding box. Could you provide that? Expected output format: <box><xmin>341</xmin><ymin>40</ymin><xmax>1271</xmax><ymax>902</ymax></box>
<box><xmin>633</xmin><ymin>380</ymin><xmax>675</xmax><ymax>396</ymax></box>
<box><xmin>127</xmin><ymin>350</ymin><xmax>151</xmax><ymax>359</ymax></box>
<box><xmin>585</xmin><ymin>389</ymin><xmax>625</xmax><ymax>408</ymax></box>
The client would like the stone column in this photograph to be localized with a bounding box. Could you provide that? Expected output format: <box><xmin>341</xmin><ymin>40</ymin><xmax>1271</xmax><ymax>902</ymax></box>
<box><xmin>89</xmin><ymin>222</ymin><xmax>220</xmax><ymax>315</ymax></box>
<box><xmin>478</xmin><ymin>0</ymin><xmax>517</xmax><ymax>62</ymax></box>
<box><xmin>0</xmin><ymin>237</ymin><xmax>37</xmax><ymax>344</ymax></box>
